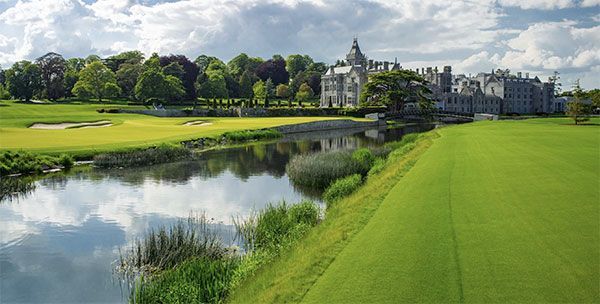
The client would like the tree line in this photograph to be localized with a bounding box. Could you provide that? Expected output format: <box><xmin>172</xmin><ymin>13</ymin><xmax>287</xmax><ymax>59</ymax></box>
<box><xmin>0</xmin><ymin>51</ymin><xmax>327</xmax><ymax>105</ymax></box>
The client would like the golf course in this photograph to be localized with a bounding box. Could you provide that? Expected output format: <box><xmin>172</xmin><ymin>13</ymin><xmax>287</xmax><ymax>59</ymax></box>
<box><xmin>0</xmin><ymin>102</ymin><xmax>349</xmax><ymax>155</ymax></box>
<box><xmin>231</xmin><ymin>118</ymin><xmax>599</xmax><ymax>303</ymax></box>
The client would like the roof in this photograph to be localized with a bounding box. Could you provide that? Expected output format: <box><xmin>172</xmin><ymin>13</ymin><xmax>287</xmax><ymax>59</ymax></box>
<box><xmin>324</xmin><ymin>65</ymin><xmax>353</xmax><ymax>75</ymax></box>
<box><xmin>346</xmin><ymin>38</ymin><xmax>365</xmax><ymax>60</ymax></box>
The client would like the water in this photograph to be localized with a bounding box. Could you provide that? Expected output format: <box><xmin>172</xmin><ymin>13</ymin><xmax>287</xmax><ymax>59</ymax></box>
<box><xmin>0</xmin><ymin>124</ymin><xmax>433</xmax><ymax>303</ymax></box>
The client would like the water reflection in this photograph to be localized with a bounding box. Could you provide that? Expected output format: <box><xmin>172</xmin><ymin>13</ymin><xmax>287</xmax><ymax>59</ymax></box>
<box><xmin>0</xmin><ymin>124</ymin><xmax>434</xmax><ymax>303</ymax></box>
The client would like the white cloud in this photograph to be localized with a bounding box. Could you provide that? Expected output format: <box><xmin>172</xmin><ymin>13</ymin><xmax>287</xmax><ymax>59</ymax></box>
<box><xmin>580</xmin><ymin>0</ymin><xmax>600</xmax><ymax>7</ymax></box>
<box><xmin>498</xmin><ymin>0</ymin><xmax>575</xmax><ymax>10</ymax></box>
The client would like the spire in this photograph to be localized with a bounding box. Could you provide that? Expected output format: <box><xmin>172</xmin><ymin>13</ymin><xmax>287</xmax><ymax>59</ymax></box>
<box><xmin>346</xmin><ymin>37</ymin><xmax>366</xmax><ymax>67</ymax></box>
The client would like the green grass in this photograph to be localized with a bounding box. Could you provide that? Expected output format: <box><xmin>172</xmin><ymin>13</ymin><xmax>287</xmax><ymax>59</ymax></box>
<box><xmin>301</xmin><ymin>118</ymin><xmax>599</xmax><ymax>303</ymax></box>
<box><xmin>0</xmin><ymin>101</ymin><xmax>352</xmax><ymax>156</ymax></box>
<box><xmin>228</xmin><ymin>131</ymin><xmax>432</xmax><ymax>303</ymax></box>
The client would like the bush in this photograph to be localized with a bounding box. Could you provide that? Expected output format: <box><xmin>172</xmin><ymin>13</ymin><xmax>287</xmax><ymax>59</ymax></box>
<box><xmin>323</xmin><ymin>174</ymin><xmax>363</xmax><ymax>206</ymax></box>
<box><xmin>58</xmin><ymin>154</ymin><xmax>74</xmax><ymax>169</ymax></box>
<box><xmin>286</xmin><ymin>150</ymin><xmax>364</xmax><ymax>189</ymax></box>
<box><xmin>96</xmin><ymin>108</ymin><xmax>105</xmax><ymax>113</ymax></box>
<box><xmin>351</xmin><ymin>148</ymin><xmax>375</xmax><ymax>175</ymax></box>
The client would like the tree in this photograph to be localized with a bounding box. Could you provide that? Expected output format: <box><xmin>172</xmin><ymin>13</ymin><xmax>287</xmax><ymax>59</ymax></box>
<box><xmin>72</xmin><ymin>61</ymin><xmax>121</xmax><ymax>102</ymax></box>
<box><xmin>306</xmin><ymin>62</ymin><xmax>327</xmax><ymax>74</ymax></box>
<box><xmin>85</xmin><ymin>55</ymin><xmax>101</xmax><ymax>64</ymax></box>
<box><xmin>584</xmin><ymin>89</ymin><xmax>600</xmax><ymax>112</ymax></box>
<box><xmin>36</xmin><ymin>52</ymin><xmax>66</xmax><ymax>100</ymax></box>
<box><xmin>194</xmin><ymin>55</ymin><xmax>220</xmax><ymax>74</ymax></box>
<box><xmin>135</xmin><ymin>68</ymin><xmax>184</xmax><ymax>102</ymax></box>
<box><xmin>66</xmin><ymin>58</ymin><xmax>86</xmax><ymax>73</ymax></box>
<box><xmin>160</xmin><ymin>55</ymin><xmax>199</xmax><ymax>100</ymax></box>
<box><xmin>239</xmin><ymin>70</ymin><xmax>256</xmax><ymax>98</ymax></box>
<box><xmin>162</xmin><ymin>62</ymin><xmax>185</xmax><ymax>80</ymax></box>
<box><xmin>0</xmin><ymin>83</ymin><xmax>11</xmax><ymax>99</ymax></box>
<box><xmin>197</xmin><ymin>73</ymin><xmax>228</xmax><ymax>99</ymax></box>
<box><xmin>253</xmin><ymin>80</ymin><xmax>266</xmax><ymax>102</ymax></box>
<box><xmin>565</xmin><ymin>80</ymin><xmax>590</xmax><ymax>125</ymax></box>
<box><xmin>286</xmin><ymin>54</ymin><xmax>313</xmax><ymax>79</ymax></box>
<box><xmin>276</xmin><ymin>84</ymin><xmax>290</xmax><ymax>99</ymax></box>
<box><xmin>295</xmin><ymin>82</ymin><xmax>313</xmax><ymax>105</ymax></box>
<box><xmin>255</xmin><ymin>58</ymin><xmax>289</xmax><ymax>85</ymax></box>
<box><xmin>117</xmin><ymin>63</ymin><xmax>143</xmax><ymax>99</ymax></box>
<box><xmin>264</xmin><ymin>78</ymin><xmax>274</xmax><ymax>107</ymax></box>
<box><xmin>0</xmin><ymin>65</ymin><xmax>5</xmax><ymax>85</ymax></box>
<box><xmin>227</xmin><ymin>53</ymin><xmax>250</xmax><ymax>80</ymax></box>
<box><xmin>63</xmin><ymin>68</ymin><xmax>79</xmax><ymax>98</ymax></box>
<box><xmin>291</xmin><ymin>70</ymin><xmax>321</xmax><ymax>95</ymax></box>
<box><xmin>360</xmin><ymin>70</ymin><xmax>430</xmax><ymax>112</ymax></box>
<box><xmin>106</xmin><ymin>50</ymin><xmax>145</xmax><ymax>71</ymax></box>
<box><xmin>5</xmin><ymin>61</ymin><xmax>42</xmax><ymax>102</ymax></box>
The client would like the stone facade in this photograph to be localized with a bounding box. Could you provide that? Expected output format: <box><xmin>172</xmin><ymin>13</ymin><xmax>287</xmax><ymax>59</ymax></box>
<box><xmin>320</xmin><ymin>38</ymin><xmax>400</xmax><ymax>108</ymax></box>
<box><xmin>321</xmin><ymin>39</ymin><xmax>556</xmax><ymax>114</ymax></box>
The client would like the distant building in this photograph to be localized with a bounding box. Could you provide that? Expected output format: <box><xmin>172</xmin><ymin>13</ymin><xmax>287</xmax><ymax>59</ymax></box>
<box><xmin>321</xmin><ymin>39</ymin><xmax>556</xmax><ymax>114</ymax></box>
<box><xmin>320</xmin><ymin>38</ymin><xmax>400</xmax><ymax>108</ymax></box>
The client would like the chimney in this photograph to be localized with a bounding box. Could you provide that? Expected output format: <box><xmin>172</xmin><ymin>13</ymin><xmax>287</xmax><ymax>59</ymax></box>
<box><xmin>421</xmin><ymin>68</ymin><xmax>425</xmax><ymax>75</ymax></box>
<box><xmin>525</xmin><ymin>72</ymin><xmax>529</xmax><ymax>78</ymax></box>
<box><xmin>330</xmin><ymin>65</ymin><xmax>335</xmax><ymax>74</ymax></box>
<box><xmin>383</xmin><ymin>61</ymin><xmax>389</xmax><ymax>70</ymax></box>
<box><xmin>517</xmin><ymin>72</ymin><xmax>522</xmax><ymax>78</ymax></box>
<box><xmin>426</xmin><ymin>67</ymin><xmax>432</xmax><ymax>74</ymax></box>
<box><xmin>434</xmin><ymin>66</ymin><xmax>439</xmax><ymax>73</ymax></box>
<box><xmin>368</xmin><ymin>59</ymin><xmax>373</xmax><ymax>70</ymax></box>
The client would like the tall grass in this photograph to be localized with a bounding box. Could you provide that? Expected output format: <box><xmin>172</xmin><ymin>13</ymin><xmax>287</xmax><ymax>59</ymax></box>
<box><xmin>117</xmin><ymin>213</ymin><xmax>226</xmax><ymax>276</ymax></box>
<box><xmin>132</xmin><ymin>257</ymin><xmax>240</xmax><ymax>304</ymax></box>
<box><xmin>222</xmin><ymin>129</ymin><xmax>282</xmax><ymax>142</ymax></box>
<box><xmin>93</xmin><ymin>144</ymin><xmax>192</xmax><ymax>168</ymax></box>
<box><xmin>0</xmin><ymin>176</ymin><xmax>36</xmax><ymax>202</ymax></box>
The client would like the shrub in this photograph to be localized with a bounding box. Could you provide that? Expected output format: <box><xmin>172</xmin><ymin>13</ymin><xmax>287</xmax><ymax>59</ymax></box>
<box><xmin>351</xmin><ymin>148</ymin><xmax>375</xmax><ymax>175</ymax></box>
<box><xmin>286</xmin><ymin>150</ymin><xmax>364</xmax><ymax>189</ymax></box>
<box><xmin>96</xmin><ymin>108</ymin><xmax>105</xmax><ymax>113</ymax></box>
<box><xmin>323</xmin><ymin>174</ymin><xmax>363</xmax><ymax>206</ymax></box>
<box><xmin>58</xmin><ymin>154</ymin><xmax>74</xmax><ymax>169</ymax></box>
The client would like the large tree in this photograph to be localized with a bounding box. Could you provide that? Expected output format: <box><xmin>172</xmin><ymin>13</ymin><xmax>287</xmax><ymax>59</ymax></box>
<box><xmin>72</xmin><ymin>61</ymin><xmax>121</xmax><ymax>102</ymax></box>
<box><xmin>360</xmin><ymin>70</ymin><xmax>430</xmax><ymax>112</ymax></box>
<box><xmin>36</xmin><ymin>52</ymin><xmax>66</xmax><ymax>100</ymax></box>
<box><xmin>286</xmin><ymin>54</ymin><xmax>313</xmax><ymax>79</ymax></box>
<box><xmin>255</xmin><ymin>57</ymin><xmax>289</xmax><ymax>85</ymax></box>
<box><xmin>276</xmin><ymin>84</ymin><xmax>290</xmax><ymax>99</ymax></box>
<box><xmin>159</xmin><ymin>55</ymin><xmax>199</xmax><ymax>100</ymax></box>
<box><xmin>197</xmin><ymin>73</ymin><xmax>228</xmax><ymax>99</ymax></box>
<box><xmin>291</xmin><ymin>70</ymin><xmax>321</xmax><ymax>95</ymax></box>
<box><xmin>227</xmin><ymin>53</ymin><xmax>250</xmax><ymax>80</ymax></box>
<box><xmin>5</xmin><ymin>61</ymin><xmax>42</xmax><ymax>102</ymax></box>
<box><xmin>162</xmin><ymin>62</ymin><xmax>185</xmax><ymax>80</ymax></box>
<box><xmin>295</xmin><ymin>82</ymin><xmax>313</xmax><ymax>104</ymax></box>
<box><xmin>135</xmin><ymin>68</ymin><xmax>185</xmax><ymax>103</ymax></box>
<box><xmin>253</xmin><ymin>80</ymin><xmax>266</xmax><ymax>101</ymax></box>
<box><xmin>117</xmin><ymin>63</ymin><xmax>143</xmax><ymax>99</ymax></box>
<box><xmin>194</xmin><ymin>55</ymin><xmax>220</xmax><ymax>74</ymax></box>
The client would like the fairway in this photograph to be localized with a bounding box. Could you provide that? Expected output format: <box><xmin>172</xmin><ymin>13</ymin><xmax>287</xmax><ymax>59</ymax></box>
<box><xmin>0</xmin><ymin>102</ymin><xmax>349</xmax><ymax>155</ymax></box>
<box><xmin>302</xmin><ymin>119</ymin><xmax>599</xmax><ymax>303</ymax></box>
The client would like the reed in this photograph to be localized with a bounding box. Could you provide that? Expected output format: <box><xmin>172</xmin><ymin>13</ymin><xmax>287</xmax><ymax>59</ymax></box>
<box><xmin>93</xmin><ymin>144</ymin><xmax>192</xmax><ymax>168</ymax></box>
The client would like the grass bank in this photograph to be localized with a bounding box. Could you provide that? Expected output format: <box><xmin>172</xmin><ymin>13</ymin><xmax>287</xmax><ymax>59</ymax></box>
<box><xmin>301</xmin><ymin>118</ymin><xmax>599</xmax><ymax>303</ymax></box>
<box><xmin>0</xmin><ymin>101</ymin><xmax>353</xmax><ymax>156</ymax></box>
<box><xmin>228</xmin><ymin>130</ymin><xmax>436</xmax><ymax>302</ymax></box>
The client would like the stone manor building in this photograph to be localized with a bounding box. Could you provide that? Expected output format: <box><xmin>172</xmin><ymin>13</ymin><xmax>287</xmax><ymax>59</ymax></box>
<box><xmin>320</xmin><ymin>39</ymin><xmax>556</xmax><ymax>114</ymax></box>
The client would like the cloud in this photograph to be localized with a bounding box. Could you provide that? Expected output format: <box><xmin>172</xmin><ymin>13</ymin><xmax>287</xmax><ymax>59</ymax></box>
<box><xmin>580</xmin><ymin>0</ymin><xmax>600</xmax><ymax>7</ymax></box>
<box><xmin>497</xmin><ymin>0</ymin><xmax>576</xmax><ymax>10</ymax></box>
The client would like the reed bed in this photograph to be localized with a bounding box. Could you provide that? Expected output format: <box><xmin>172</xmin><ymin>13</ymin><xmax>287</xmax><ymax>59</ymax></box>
<box><xmin>93</xmin><ymin>144</ymin><xmax>192</xmax><ymax>168</ymax></box>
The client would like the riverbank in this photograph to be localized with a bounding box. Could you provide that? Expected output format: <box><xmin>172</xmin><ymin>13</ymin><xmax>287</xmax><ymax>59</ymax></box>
<box><xmin>232</xmin><ymin>117</ymin><xmax>598</xmax><ymax>303</ymax></box>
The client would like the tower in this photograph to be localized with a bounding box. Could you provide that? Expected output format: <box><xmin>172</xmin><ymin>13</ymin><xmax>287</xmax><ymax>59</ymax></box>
<box><xmin>345</xmin><ymin>38</ymin><xmax>367</xmax><ymax>67</ymax></box>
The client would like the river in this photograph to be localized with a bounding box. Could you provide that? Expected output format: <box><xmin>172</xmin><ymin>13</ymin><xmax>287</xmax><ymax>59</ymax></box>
<box><xmin>0</xmin><ymin>124</ymin><xmax>433</xmax><ymax>303</ymax></box>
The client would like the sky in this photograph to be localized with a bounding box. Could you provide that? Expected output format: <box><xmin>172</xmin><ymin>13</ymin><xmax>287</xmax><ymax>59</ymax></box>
<box><xmin>0</xmin><ymin>0</ymin><xmax>598</xmax><ymax>89</ymax></box>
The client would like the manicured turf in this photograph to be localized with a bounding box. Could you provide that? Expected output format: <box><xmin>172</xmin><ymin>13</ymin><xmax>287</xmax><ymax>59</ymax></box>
<box><xmin>0</xmin><ymin>101</ymin><xmax>349</xmax><ymax>155</ymax></box>
<box><xmin>301</xmin><ymin>119</ymin><xmax>599</xmax><ymax>303</ymax></box>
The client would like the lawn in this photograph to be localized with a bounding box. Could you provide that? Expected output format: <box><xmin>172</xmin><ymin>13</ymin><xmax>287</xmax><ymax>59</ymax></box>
<box><xmin>0</xmin><ymin>101</ymin><xmax>350</xmax><ymax>156</ymax></box>
<box><xmin>301</xmin><ymin>119</ymin><xmax>599</xmax><ymax>303</ymax></box>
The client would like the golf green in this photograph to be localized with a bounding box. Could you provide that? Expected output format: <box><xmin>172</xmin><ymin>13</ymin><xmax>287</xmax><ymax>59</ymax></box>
<box><xmin>302</xmin><ymin>119</ymin><xmax>599</xmax><ymax>303</ymax></box>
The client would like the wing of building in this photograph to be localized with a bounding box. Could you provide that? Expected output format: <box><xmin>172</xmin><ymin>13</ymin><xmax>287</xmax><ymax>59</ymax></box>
<box><xmin>320</xmin><ymin>39</ymin><xmax>556</xmax><ymax>114</ymax></box>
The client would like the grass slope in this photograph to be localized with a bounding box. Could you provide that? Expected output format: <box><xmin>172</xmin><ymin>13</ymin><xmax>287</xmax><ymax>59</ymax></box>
<box><xmin>0</xmin><ymin>102</ymin><xmax>348</xmax><ymax>156</ymax></box>
<box><xmin>302</xmin><ymin>119</ymin><xmax>599</xmax><ymax>303</ymax></box>
<box><xmin>228</xmin><ymin>131</ymin><xmax>438</xmax><ymax>303</ymax></box>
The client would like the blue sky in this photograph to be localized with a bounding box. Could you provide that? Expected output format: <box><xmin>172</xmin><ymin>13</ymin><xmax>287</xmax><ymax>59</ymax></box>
<box><xmin>0</xmin><ymin>0</ymin><xmax>598</xmax><ymax>88</ymax></box>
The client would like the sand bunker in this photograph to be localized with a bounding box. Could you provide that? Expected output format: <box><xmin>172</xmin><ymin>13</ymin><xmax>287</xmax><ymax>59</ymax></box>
<box><xmin>184</xmin><ymin>121</ymin><xmax>213</xmax><ymax>127</ymax></box>
<box><xmin>29</xmin><ymin>120</ymin><xmax>113</xmax><ymax>130</ymax></box>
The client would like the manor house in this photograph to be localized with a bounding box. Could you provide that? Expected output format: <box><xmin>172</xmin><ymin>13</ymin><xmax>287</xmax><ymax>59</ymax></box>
<box><xmin>320</xmin><ymin>39</ymin><xmax>556</xmax><ymax>114</ymax></box>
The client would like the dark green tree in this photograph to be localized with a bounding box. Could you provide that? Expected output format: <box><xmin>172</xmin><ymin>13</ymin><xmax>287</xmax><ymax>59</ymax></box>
<box><xmin>72</xmin><ymin>61</ymin><xmax>121</xmax><ymax>102</ymax></box>
<box><xmin>116</xmin><ymin>63</ymin><xmax>143</xmax><ymax>99</ymax></box>
<box><xmin>360</xmin><ymin>70</ymin><xmax>430</xmax><ymax>112</ymax></box>
<box><xmin>5</xmin><ymin>61</ymin><xmax>43</xmax><ymax>102</ymax></box>
<box><xmin>36</xmin><ymin>52</ymin><xmax>66</xmax><ymax>100</ymax></box>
